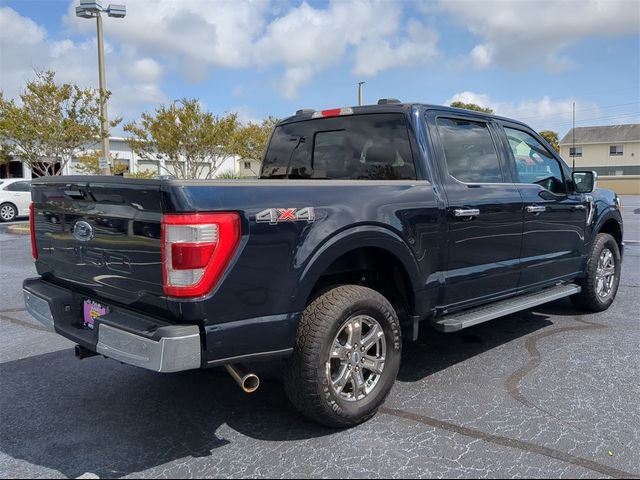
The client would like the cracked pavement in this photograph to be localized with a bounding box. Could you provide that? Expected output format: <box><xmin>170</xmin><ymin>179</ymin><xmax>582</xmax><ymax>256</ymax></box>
<box><xmin>1</xmin><ymin>197</ymin><xmax>639</xmax><ymax>479</ymax></box>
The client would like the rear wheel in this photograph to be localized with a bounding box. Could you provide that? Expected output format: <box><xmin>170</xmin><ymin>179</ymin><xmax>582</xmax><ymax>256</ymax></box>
<box><xmin>571</xmin><ymin>233</ymin><xmax>621</xmax><ymax>312</ymax></box>
<box><xmin>284</xmin><ymin>285</ymin><xmax>401</xmax><ymax>428</ymax></box>
<box><xmin>0</xmin><ymin>203</ymin><xmax>17</xmax><ymax>222</ymax></box>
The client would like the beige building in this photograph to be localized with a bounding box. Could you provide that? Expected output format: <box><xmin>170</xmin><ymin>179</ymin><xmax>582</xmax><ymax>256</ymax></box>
<box><xmin>559</xmin><ymin>124</ymin><xmax>639</xmax><ymax>194</ymax></box>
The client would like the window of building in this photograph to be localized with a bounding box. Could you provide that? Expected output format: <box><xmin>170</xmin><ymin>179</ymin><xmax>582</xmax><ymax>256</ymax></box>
<box><xmin>436</xmin><ymin>117</ymin><xmax>503</xmax><ymax>183</ymax></box>
<box><xmin>504</xmin><ymin>127</ymin><xmax>566</xmax><ymax>195</ymax></box>
<box><xmin>569</xmin><ymin>146</ymin><xmax>582</xmax><ymax>157</ymax></box>
<box><xmin>243</xmin><ymin>161</ymin><xmax>252</xmax><ymax>170</ymax></box>
<box><xmin>610</xmin><ymin>145</ymin><xmax>624</xmax><ymax>156</ymax></box>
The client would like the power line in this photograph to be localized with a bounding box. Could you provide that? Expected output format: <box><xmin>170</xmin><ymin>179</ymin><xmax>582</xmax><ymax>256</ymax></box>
<box><xmin>515</xmin><ymin>101</ymin><xmax>640</xmax><ymax>122</ymax></box>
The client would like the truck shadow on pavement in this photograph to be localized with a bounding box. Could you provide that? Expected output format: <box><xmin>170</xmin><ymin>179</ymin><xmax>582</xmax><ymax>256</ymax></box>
<box><xmin>0</xmin><ymin>300</ymin><xmax>577</xmax><ymax>478</ymax></box>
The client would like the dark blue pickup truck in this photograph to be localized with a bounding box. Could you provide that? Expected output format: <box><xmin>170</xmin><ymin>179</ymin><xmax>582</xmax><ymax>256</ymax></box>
<box><xmin>24</xmin><ymin>101</ymin><xmax>624</xmax><ymax>427</ymax></box>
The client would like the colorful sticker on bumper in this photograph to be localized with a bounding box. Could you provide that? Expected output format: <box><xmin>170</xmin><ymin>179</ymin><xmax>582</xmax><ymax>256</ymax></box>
<box><xmin>83</xmin><ymin>300</ymin><xmax>108</xmax><ymax>330</ymax></box>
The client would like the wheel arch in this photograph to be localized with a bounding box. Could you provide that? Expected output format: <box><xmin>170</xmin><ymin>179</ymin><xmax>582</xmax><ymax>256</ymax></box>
<box><xmin>293</xmin><ymin>225</ymin><xmax>422</xmax><ymax>316</ymax></box>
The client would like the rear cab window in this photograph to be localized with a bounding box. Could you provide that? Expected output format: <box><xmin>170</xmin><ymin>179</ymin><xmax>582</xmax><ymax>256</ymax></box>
<box><xmin>261</xmin><ymin>113</ymin><xmax>417</xmax><ymax>180</ymax></box>
<box><xmin>435</xmin><ymin>117</ymin><xmax>504</xmax><ymax>184</ymax></box>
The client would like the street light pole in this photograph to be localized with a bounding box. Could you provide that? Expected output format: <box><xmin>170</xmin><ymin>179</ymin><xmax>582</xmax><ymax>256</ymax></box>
<box><xmin>95</xmin><ymin>12</ymin><xmax>111</xmax><ymax>175</ymax></box>
<box><xmin>76</xmin><ymin>2</ymin><xmax>126</xmax><ymax>176</ymax></box>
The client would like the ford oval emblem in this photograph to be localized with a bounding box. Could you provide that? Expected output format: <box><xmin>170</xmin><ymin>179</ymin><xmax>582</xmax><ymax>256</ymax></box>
<box><xmin>72</xmin><ymin>221</ymin><xmax>94</xmax><ymax>242</ymax></box>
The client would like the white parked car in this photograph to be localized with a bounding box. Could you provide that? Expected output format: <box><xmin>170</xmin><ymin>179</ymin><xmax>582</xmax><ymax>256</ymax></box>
<box><xmin>0</xmin><ymin>178</ymin><xmax>31</xmax><ymax>222</ymax></box>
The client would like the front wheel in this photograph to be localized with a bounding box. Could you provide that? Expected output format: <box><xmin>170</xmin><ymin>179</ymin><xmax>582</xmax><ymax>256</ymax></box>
<box><xmin>284</xmin><ymin>285</ymin><xmax>402</xmax><ymax>428</ymax></box>
<box><xmin>571</xmin><ymin>233</ymin><xmax>621</xmax><ymax>312</ymax></box>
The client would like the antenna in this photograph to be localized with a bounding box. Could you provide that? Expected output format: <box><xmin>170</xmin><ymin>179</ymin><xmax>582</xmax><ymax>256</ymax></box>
<box><xmin>572</xmin><ymin>102</ymin><xmax>576</xmax><ymax>171</ymax></box>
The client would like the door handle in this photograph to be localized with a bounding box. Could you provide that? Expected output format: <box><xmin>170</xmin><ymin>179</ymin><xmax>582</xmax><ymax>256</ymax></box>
<box><xmin>454</xmin><ymin>208</ymin><xmax>480</xmax><ymax>217</ymax></box>
<box><xmin>525</xmin><ymin>205</ymin><xmax>546</xmax><ymax>214</ymax></box>
<box><xmin>573</xmin><ymin>205</ymin><xmax>586</xmax><ymax>210</ymax></box>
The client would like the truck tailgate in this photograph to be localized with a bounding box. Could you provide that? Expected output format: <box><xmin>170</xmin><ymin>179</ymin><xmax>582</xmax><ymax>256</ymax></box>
<box><xmin>31</xmin><ymin>178</ymin><xmax>165</xmax><ymax>309</ymax></box>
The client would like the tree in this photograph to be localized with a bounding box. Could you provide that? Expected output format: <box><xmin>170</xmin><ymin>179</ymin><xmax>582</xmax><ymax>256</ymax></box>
<box><xmin>230</xmin><ymin>116</ymin><xmax>277</xmax><ymax>175</ymax></box>
<box><xmin>450</xmin><ymin>101</ymin><xmax>494</xmax><ymax>114</ymax></box>
<box><xmin>0</xmin><ymin>71</ymin><xmax>117</xmax><ymax>177</ymax></box>
<box><xmin>124</xmin><ymin>98</ymin><xmax>240</xmax><ymax>180</ymax></box>
<box><xmin>75</xmin><ymin>150</ymin><xmax>128</xmax><ymax>175</ymax></box>
<box><xmin>538</xmin><ymin>130</ymin><xmax>560</xmax><ymax>152</ymax></box>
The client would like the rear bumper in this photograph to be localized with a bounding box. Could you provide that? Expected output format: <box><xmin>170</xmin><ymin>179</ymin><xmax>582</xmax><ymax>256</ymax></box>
<box><xmin>23</xmin><ymin>278</ymin><xmax>201</xmax><ymax>373</ymax></box>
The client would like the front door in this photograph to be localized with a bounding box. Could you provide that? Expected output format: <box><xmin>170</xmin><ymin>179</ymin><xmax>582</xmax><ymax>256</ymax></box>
<box><xmin>499</xmin><ymin>125</ymin><xmax>586</xmax><ymax>289</ymax></box>
<box><xmin>428</xmin><ymin>113</ymin><xmax>524</xmax><ymax>311</ymax></box>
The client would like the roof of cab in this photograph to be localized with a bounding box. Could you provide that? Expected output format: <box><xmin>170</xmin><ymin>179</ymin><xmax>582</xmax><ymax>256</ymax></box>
<box><xmin>279</xmin><ymin>102</ymin><xmax>529</xmax><ymax>129</ymax></box>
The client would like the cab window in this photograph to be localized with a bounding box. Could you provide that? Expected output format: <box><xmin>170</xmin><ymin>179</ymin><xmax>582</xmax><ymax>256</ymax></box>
<box><xmin>504</xmin><ymin>127</ymin><xmax>565</xmax><ymax>194</ymax></box>
<box><xmin>436</xmin><ymin>117</ymin><xmax>504</xmax><ymax>183</ymax></box>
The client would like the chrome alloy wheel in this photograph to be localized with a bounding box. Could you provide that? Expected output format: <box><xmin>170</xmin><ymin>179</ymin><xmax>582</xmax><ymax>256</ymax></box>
<box><xmin>1</xmin><ymin>205</ymin><xmax>16</xmax><ymax>221</ymax></box>
<box><xmin>326</xmin><ymin>315</ymin><xmax>386</xmax><ymax>402</ymax></box>
<box><xmin>596</xmin><ymin>248</ymin><xmax>616</xmax><ymax>299</ymax></box>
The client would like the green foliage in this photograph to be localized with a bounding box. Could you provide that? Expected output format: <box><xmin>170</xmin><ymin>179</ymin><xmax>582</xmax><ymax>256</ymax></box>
<box><xmin>125</xmin><ymin>170</ymin><xmax>157</xmax><ymax>179</ymax></box>
<box><xmin>125</xmin><ymin>99</ymin><xmax>278</xmax><ymax>179</ymax></box>
<box><xmin>538</xmin><ymin>130</ymin><xmax>560</xmax><ymax>152</ymax></box>
<box><xmin>124</xmin><ymin>98</ymin><xmax>241</xmax><ymax>180</ymax></box>
<box><xmin>75</xmin><ymin>150</ymin><xmax>129</xmax><ymax>175</ymax></box>
<box><xmin>232</xmin><ymin>116</ymin><xmax>278</xmax><ymax>162</ymax></box>
<box><xmin>450</xmin><ymin>101</ymin><xmax>494</xmax><ymax>114</ymax></box>
<box><xmin>216</xmin><ymin>170</ymin><xmax>247</xmax><ymax>179</ymax></box>
<box><xmin>0</xmin><ymin>71</ymin><xmax>119</xmax><ymax>176</ymax></box>
<box><xmin>0</xmin><ymin>141</ymin><xmax>13</xmax><ymax>167</ymax></box>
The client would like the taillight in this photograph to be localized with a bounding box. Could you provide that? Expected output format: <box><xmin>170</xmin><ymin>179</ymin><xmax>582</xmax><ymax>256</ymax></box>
<box><xmin>29</xmin><ymin>203</ymin><xmax>38</xmax><ymax>260</ymax></box>
<box><xmin>161</xmin><ymin>212</ymin><xmax>241</xmax><ymax>297</ymax></box>
<box><xmin>312</xmin><ymin>107</ymin><xmax>353</xmax><ymax>118</ymax></box>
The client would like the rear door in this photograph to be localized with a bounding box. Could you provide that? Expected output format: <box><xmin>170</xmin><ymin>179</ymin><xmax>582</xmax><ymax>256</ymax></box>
<box><xmin>498</xmin><ymin>123</ymin><xmax>587</xmax><ymax>289</ymax></box>
<box><xmin>427</xmin><ymin>111</ymin><xmax>524</xmax><ymax>310</ymax></box>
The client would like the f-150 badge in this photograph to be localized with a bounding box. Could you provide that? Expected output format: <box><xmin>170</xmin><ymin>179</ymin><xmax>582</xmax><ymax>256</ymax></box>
<box><xmin>256</xmin><ymin>207</ymin><xmax>316</xmax><ymax>225</ymax></box>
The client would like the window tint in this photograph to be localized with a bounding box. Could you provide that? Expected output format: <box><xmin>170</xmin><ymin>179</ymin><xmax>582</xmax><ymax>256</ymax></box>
<box><xmin>261</xmin><ymin>114</ymin><xmax>416</xmax><ymax>180</ymax></box>
<box><xmin>505</xmin><ymin>127</ymin><xmax>565</xmax><ymax>194</ymax></box>
<box><xmin>436</xmin><ymin>118</ymin><xmax>503</xmax><ymax>183</ymax></box>
<box><xmin>4</xmin><ymin>181</ymin><xmax>30</xmax><ymax>192</ymax></box>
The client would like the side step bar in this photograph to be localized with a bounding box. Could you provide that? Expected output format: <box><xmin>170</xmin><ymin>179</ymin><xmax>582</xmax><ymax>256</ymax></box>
<box><xmin>431</xmin><ymin>284</ymin><xmax>581</xmax><ymax>333</ymax></box>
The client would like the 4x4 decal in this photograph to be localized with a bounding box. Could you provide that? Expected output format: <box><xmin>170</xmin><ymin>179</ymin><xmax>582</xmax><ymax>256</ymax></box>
<box><xmin>256</xmin><ymin>207</ymin><xmax>316</xmax><ymax>225</ymax></box>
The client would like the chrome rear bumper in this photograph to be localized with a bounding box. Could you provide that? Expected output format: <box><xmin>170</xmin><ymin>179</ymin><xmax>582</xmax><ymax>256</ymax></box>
<box><xmin>23</xmin><ymin>287</ymin><xmax>201</xmax><ymax>373</ymax></box>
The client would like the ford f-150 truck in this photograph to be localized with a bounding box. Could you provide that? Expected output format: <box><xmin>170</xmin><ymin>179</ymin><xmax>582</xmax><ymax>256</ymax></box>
<box><xmin>24</xmin><ymin>100</ymin><xmax>624</xmax><ymax>427</ymax></box>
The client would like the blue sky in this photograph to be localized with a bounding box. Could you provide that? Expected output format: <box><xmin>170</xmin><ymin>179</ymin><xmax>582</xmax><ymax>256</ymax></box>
<box><xmin>1</xmin><ymin>0</ymin><xmax>639</xmax><ymax>137</ymax></box>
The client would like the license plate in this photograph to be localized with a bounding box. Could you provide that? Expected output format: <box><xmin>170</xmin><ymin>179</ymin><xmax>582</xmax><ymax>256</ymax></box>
<box><xmin>83</xmin><ymin>300</ymin><xmax>109</xmax><ymax>330</ymax></box>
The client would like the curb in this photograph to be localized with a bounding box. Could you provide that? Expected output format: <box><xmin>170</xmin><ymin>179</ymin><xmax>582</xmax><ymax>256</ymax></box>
<box><xmin>6</xmin><ymin>224</ymin><xmax>30</xmax><ymax>235</ymax></box>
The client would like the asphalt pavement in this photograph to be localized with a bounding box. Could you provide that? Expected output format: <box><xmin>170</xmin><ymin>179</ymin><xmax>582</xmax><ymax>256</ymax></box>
<box><xmin>0</xmin><ymin>199</ymin><xmax>639</xmax><ymax>478</ymax></box>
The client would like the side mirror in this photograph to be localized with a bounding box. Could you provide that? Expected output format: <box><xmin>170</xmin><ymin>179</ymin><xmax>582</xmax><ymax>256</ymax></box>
<box><xmin>572</xmin><ymin>170</ymin><xmax>597</xmax><ymax>193</ymax></box>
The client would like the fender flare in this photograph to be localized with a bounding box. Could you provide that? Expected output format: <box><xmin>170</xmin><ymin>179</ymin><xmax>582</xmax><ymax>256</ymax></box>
<box><xmin>292</xmin><ymin>224</ymin><xmax>423</xmax><ymax>311</ymax></box>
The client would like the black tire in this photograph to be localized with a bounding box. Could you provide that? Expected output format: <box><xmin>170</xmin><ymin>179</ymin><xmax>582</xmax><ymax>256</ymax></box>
<box><xmin>0</xmin><ymin>203</ymin><xmax>17</xmax><ymax>222</ymax></box>
<box><xmin>571</xmin><ymin>233</ymin><xmax>621</xmax><ymax>312</ymax></box>
<box><xmin>284</xmin><ymin>285</ymin><xmax>402</xmax><ymax>428</ymax></box>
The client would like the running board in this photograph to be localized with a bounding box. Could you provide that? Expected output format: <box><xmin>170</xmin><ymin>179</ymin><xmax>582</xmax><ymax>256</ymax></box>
<box><xmin>431</xmin><ymin>284</ymin><xmax>581</xmax><ymax>333</ymax></box>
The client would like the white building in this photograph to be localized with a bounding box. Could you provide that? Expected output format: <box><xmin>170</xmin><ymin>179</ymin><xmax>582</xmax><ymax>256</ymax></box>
<box><xmin>1</xmin><ymin>137</ymin><xmax>258</xmax><ymax>179</ymax></box>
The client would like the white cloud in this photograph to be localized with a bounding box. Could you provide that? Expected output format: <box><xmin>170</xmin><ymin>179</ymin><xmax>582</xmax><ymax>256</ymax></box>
<box><xmin>439</xmin><ymin>0</ymin><xmax>640</xmax><ymax>71</ymax></box>
<box><xmin>354</xmin><ymin>20</ymin><xmax>439</xmax><ymax>76</ymax></box>
<box><xmin>65</xmin><ymin>0</ymin><xmax>269</xmax><ymax>74</ymax></box>
<box><xmin>445</xmin><ymin>91</ymin><xmax>603</xmax><ymax>133</ymax></box>
<box><xmin>0</xmin><ymin>7</ymin><xmax>167</xmax><ymax>132</ymax></box>
<box><xmin>254</xmin><ymin>0</ymin><xmax>403</xmax><ymax>97</ymax></box>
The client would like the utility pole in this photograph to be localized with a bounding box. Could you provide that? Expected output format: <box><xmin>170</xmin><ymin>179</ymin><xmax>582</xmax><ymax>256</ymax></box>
<box><xmin>572</xmin><ymin>102</ymin><xmax>576</xmax><ymax>171</ymax></box>
<box><xmin>76</xmin><ymin>2</ymin><xmax>127</xmax><ymax>175</ymax></box>
<box><xmin>358</xmin><ymin>81</ymin><xmax>365</xmax><ymax>106</ymax></box>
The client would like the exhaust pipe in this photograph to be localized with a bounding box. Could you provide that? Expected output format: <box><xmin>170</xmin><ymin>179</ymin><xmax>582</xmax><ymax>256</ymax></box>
<box><xmin>225</xmin><ymin>364</ymin><xmax>260</xmax><ymax>393</ymax></box>
<box><xmin>75</xmin><ymin>344</ymin><xmax>98</xmax><ymax>360</ymax></box>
